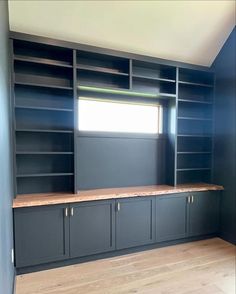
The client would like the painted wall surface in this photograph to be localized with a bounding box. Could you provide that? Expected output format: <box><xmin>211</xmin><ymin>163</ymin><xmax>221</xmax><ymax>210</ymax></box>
<box><xmin>77</xmin><ymin>136</ymin><xmax>166</xmax><ymax>190</ymax></box>
<box><xmin>212</xmin><ymin>27</ymin><xmax>236</xmax><ymax>244</ymax></box>
<box><xmin>0</xmin><ymin>1</ymin><xmax>15</xmax><ymax>293</ymax></box>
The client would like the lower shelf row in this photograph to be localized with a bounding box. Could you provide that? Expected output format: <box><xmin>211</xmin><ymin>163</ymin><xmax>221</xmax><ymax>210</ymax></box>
<box><xmin>14</xmin><ymin>190</ymin><xmax>220</xmax><ymax>271</ymax></box>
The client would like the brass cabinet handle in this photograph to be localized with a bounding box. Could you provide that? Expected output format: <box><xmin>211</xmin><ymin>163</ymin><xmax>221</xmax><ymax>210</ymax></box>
<box><xmin>187</xmin><ymin>196</ymin><xmax>191</xmax><ymax>203</ymax></box>
<box><xmin>64</xmin><ymin>207</ymin><xmax>68</xmax><ymax>217</ymax></box>
<box><xmin>191</xmin><ymin>195</ymin><xmax>194</xmax><ymax>203</ymax></box>
<box><xmin>117</xmin><ymin>202</ymin><xmax>121</xmax><ymax>211</ymax></box>
<box><xmin>70</xmin><ymin>207</ymin><xmax>74</xmax><ymax>216</ymax></box>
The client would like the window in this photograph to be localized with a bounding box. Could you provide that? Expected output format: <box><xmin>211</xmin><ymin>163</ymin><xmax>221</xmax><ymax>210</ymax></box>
<box><xmin>78</xmin><ymin>98</ymin><xmax>163</xmax><ymax>134</ymax></box>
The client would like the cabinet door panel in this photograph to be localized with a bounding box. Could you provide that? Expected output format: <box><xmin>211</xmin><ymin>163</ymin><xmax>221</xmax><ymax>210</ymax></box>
<box><xmin>70</xmin><ymin>200</ymin><xmax>115</xmax><ymax>258</ymax></box>
<box><xmin>189</xmin><ymin>192</ymin><xmax>220</xmax><ymax>236</ymax></box>
<box><xmin>116</xmin><ymin>197</ymin><xmax>155</xmax><ymax>250</ymax></box>
<box><xmin>156</xmin><ymin>194</ymin><xmax>188</xmax><ymax>242</ymax></box>
<box><xmin>14</xmin><ymin>205</ymin><xmax>69</xmax><ymax>268</ymax></box>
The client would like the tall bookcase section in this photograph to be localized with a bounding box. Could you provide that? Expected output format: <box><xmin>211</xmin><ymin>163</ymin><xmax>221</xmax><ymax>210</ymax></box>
<box><xmin>130</xmin><ymin>60</ymin><xmax>177</xmax><ymax>185</ymax></box>
<box><xmin>12</xmin><ymin>40</ymin><xmax>75</xmax><ymax>195</ymax></box>
<box><xmin>176</xmin><ymin>68</ymin><xmax>214</xmax><ymax>184</ymax></box>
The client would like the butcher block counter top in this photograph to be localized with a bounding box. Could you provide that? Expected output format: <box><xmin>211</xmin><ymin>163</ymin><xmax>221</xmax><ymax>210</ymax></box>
<box><xmin>13</xmin><ymin>183</ymin><xmax>223</xmax><ymax>208</ymax></box>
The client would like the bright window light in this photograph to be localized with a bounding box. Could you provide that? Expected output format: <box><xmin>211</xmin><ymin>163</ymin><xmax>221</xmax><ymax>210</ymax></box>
<box><xmin>78</xmin><ymin>98</ymin><xmax>163</xmax><ymax>134</ymax></box>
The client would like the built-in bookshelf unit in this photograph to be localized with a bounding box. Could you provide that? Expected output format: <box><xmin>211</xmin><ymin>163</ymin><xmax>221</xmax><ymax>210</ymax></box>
<box><xmin>10</xmin><ymin>32</ymin><xmax>215</xmax><ymax>196</ymax></box>
<box><xmin>12</xmin><ymin>39</ymin><xmax>75</xmax><ymax>194</ymax></box>
<box><xmin>176</xmin><ymin>68</ymin><xmax>214</xmax><ymax>184</ymax></box>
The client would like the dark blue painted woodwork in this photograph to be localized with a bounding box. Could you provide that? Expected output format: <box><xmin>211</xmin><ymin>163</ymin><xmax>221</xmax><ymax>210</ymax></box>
<box><xmin>0</xmin><ymin>2</ymin><xmax>15</xmax><ymax>294</ymax></box>
<box><xmin>212</xmin><ymin>27</ymin><xmax>236</xmax><ymax>245</ymax></box>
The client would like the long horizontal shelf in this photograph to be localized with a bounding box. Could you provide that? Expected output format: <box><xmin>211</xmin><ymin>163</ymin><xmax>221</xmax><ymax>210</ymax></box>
<box><xmin>178</xmin><ymin>81</ymin><xmax>213</xmax><ymax>88</ymax></box>
<box><xmin>77</xmin><ymin>64</ymin><xmax>129</xmax><ymax>76</ymax></box>
<box><xmin>78</xmin><ymin>85</ymin><xmax>176</xmax><ymax>99</ymax></box>
<box><xmin>14</xmin><ymin>55</ymin><xmax>73</xmax><ymax>68</ymax></box>
<box><xmin>178</xmin><ymin>99</ymin><xmax>213</xmax><ymax>105</ymax></box>
<box><xmin>15</xmin><ymin>105</ymin><xmax>73</xmax><ymax>112</ymax></box>
<box><xmin>178</xmin><ymin>116</ymin><xmax>212</xmax><ymax>121</ymax></box>
<box><xmin>16</xmin><ymin>152</ymin><xmax>74</xmax><ymax>155</ymax></box>
<box><xmin>14</xmin><ymin>81</ymin><xmax>73</xmax><ymax>91</ymax></box>
<box><xmin>132</xmin><ymin>74</ymin><xmax>176</xmax><ymax>83</ymax></box>
<box><xmin>177</xmin><ymin>134</ymin><xmax>212</xmax><ymax>138</ymax></box>
<box><xmin>177</xmin><ymin>151</ymin><xmax>212</xmax><ymax>155</ymax></box>
<box><xmin>15</xmin><ymin>129</ymin><xmax>74</xmax><ymax>134</ymax></box>
<box><xmin>177</xmin><ymin>168</ymin><xmax>212</xmax><ymax>171</ymax></box>
<box><xmin>17</xmin><ymin>173</ymin><xmax>74</xmax><ymax>178</ymax></box>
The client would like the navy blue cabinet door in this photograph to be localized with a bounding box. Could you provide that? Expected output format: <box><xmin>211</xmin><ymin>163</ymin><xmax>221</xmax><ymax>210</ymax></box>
<box><xmin>70</xmin><ymin>200</ymin><xmax>115</xmax><ymax>258</ymax></box>
<box><xmin>14</xmin><ymin>204</ymin><xmax>69</xmax><ymax>268</ymax></box>
<box><xmin>156</xmin><ymin>194</ymin><xmax>188</xmax><ymax>242</ymax></box>
<box><xmin>116</xmin><ymin>197</ymin><xmax>155</xmax><ymax>250</ymax></box>
<box><xmin>188</xmin><ymin>192</ymin><xmax>220</xmax><ymax>237</ymax></box>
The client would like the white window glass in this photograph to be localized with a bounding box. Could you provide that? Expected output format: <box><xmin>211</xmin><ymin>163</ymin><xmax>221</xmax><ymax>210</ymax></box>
<box><xmin>78</xmin><ymin>98</ymin><xmax>163</xmax><ymax>134</ymax></box>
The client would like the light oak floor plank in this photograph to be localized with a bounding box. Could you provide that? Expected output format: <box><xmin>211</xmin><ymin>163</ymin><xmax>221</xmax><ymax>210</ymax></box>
<box><xmin>16</xmin><ymin>238</ymin><xmax>236</xmax><ymax>294</ymax></box>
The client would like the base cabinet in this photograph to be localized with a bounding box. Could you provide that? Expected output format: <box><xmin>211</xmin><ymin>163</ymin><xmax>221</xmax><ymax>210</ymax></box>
<box><xmin>156</xmin><ymin>194</ymin><xmax>188</xmax><ymax>242</ymax></box>
<box><xmin>14</xmin><ymin>191</ymin><xmax>221</xmax><ymax>270</ymax></box>
<box><xmin>14</xmin><ymin>204</ymin><xmax>69</xmax><ymax>268</ymax></box>
<box><xmin>115</xmin><ymin>197</ymin><xmax>155</xmax><ymax>250</ymax></box>
<box><xmin>70</xmin><ymin>200</ymin><xmax>115</xmax><ymax>258</ymax></box>
<box><xmin>156</xmin><ymin>191</ymin><xmax>220</xmax><ymax>243</ymax></box>
<box><xmin>189</xmin><ymin>192</ymin><xmax>220</xmax><ymax>236</ymax></box>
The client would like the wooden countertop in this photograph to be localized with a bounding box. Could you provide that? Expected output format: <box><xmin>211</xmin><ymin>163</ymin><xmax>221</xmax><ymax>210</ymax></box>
<box><xmin>13</xmin><ymin>183</ymin><xmax>223</xmax><ymax>208</ymax></box>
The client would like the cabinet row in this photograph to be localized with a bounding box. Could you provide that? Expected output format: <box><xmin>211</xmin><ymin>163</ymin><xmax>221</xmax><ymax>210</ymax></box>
<box><xmin>14</xmin><ymin>191</ymin><xmax>220</xmax><ymax>269</ymax></box>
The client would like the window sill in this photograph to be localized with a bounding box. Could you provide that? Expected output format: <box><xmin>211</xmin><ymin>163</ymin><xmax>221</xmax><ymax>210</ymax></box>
<box><xmin>77</xmin><ymin>131</ymin><xmax>166</xmax><ymax>140</ymax></box>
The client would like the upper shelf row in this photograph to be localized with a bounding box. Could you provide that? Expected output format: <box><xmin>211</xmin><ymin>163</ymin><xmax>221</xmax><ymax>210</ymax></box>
<box><xmin>13</xmin><ymin>40</ymin><xmax>214</xmax><ymax>99</ymax></box>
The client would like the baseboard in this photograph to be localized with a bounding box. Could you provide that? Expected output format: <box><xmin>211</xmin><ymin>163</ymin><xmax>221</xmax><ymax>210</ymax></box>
<box><xmin>16</xmin><ymin>234</ymin><xmax>217</xmax><ymax>275</ymax></box>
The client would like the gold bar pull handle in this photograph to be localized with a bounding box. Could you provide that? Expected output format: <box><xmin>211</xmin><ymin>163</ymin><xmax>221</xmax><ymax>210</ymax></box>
<box><xmin>64</xmin><ymin>207</ymin><xmax>68</xmax><ymax>217</ymax></box>
<box><xmin>191</xmin><ymin>195</ymin><xmax>194</xmax><ymax>203</ymax></box>
<box><xmin>70</xmin><ymin>207</ymin><xmax>74</xmax><ymax>217</ymax></box>
<box><xmin>117</xmin><ymin>202</ymin><xmax>121</xmax><ymax>212</ymax></box>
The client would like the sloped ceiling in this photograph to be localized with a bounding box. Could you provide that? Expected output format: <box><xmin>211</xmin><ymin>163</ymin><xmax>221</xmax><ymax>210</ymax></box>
<box><xmin>8</xmin><ymin>0</ymin><xmax>236</xmax><ymax>66</ymax></box>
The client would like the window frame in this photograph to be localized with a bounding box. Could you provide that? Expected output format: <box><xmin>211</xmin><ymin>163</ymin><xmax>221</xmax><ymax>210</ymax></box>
<box><xmin>77</xmin><ymin>97</ymin><xmax>165</xmax><ymax>139</ymax></box>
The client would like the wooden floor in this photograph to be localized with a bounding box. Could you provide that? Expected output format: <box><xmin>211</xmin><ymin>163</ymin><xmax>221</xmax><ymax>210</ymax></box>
<box><xmin>16</xmin><ymin>238</ymin><xmax>236</xmax><ymax>294</ymax></box>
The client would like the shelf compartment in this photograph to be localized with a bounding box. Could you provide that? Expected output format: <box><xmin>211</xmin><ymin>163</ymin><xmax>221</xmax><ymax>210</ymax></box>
<box><xmin>132</xmin><ymin>60</ymin><xmax>176</xmax><ymax>81</ymax></box>
<box><xmin>77</xmin><ymin>64</ymin><xmax>129</xmax><ymax>76</ymax></box>
<box><xmin>14</xmin><ymin>84</ymin><xmax>73</xmax><ymax>110</ymax></box>
<box><xmin>77</xmin><ymin>69</ymin><xmax>129</xmax><ymax>89</ymax></box>
<box><xmin>178</xmin><ymin>100</ymin><xmax>212</xmax><ymax>119</ymax></box>
<box><xmin>14</xmin><ymin>60</ymin><xmax>73</xmax><ymax>89</ymax></box>
<box><xmin>16</xmin><ymin>132</ymin><xmax>73</xmax><ymax>153</ymax></box>
<box><xmin>177</xmin><ymin>153</ymin><xmax>212</xmax><ymax>170</ymax></box>
<box><xmin>132</xmin><ymin>77</ymin><xmax>176</xmax><ymax>95</ymax></box>
<box><xmin>16</xmin><ymin>154</ymin><xmax>73</xmax><ymax>175</ymax></box>
<box><xmin>177</xmin><ymin>136</ymin><xmax>212</xmax><ymax>153</ymax></box>
<box><xmin>17</xmin><ymin>175</ymin><xmax>74</xmax><ymax>194</ymax></box>
<box><xmin>77</xmin><ymin>50</ymin><xmax>129</xmax><ymax>75</ymax></box>
<box><xmin>178</xmin><ymin>83</ymin><xmax>213</xmax><ymax>103</ymax></box>
<box><xmin>14</xmin><ymin>39</ymin><xmax>73</xmax><ymax>67</ymax></box>
<box><xmin>176</xmin><ymin>169</ymin><xmax>211</xmax><ymax>185</ymax></box>
<box><xmin>15</xmin><ymin>108</ymin><xmax>73</xmax><ymax>131</ymax></box>
<box><xmin>179</xmin><ymin>68</ymin><xmax>214</xmax><ymax>86</ymax></box>
<box><xmin>178</xmin><ymin>119</ymin><xmax>212</xmax><ymax>136</ymax></box>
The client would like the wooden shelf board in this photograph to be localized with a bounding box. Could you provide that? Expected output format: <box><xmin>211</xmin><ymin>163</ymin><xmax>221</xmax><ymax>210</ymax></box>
<box><xmin>177</xmin><ymin>134</ymin><xmax>212</xmax><ymax>138</ymax></box>
<box><xmin>132</xmin><ymin>74</ymin><xmax>176</xmax><ymax>83</ymax></box>
<box><xmin>177</xmin><ymin>151</ymin><xmax>212</xmax><ymax>155</ymax></box>
<box><xmin>178</xmin><ymin>81</ymin><xmax>213</xmax><ymax>88</ymax></box>
<box><xmin>15</xmin><ymin>129</ymin><xmax>74</xmax><ymax>134</ymax></box>
<box><xmin>177</xmin><ymin>116</ymin><xmax>212</xmax><ymax>121</ymax></box>
<box><xmin>178</xmin><ymin>99</ymin><xmax>213</xmax><ymax>105</ymax></box>
<box><xmin>14</xmin><ymin>55</ymin><xmax>73</xmax><ymax>68</ymax></box>
<box><xmin>15</xmin><ymin>105</ymin><xmax>73</xmax><ymax>112</ymax></box>
<box><xmin>16</xmin><ymin>152</ymin><xmax>74</xmax><ymax>155</ymax></box>
<box><xmin>17</xmin><ymin>173</ymin><xmax>74</xmax><ymax>178</ymax></box>
<box><xmin>14</xmin><ymin>81</ymin><xmax>73</xmax><ymax>91</ymax></box>
<box><xmin>77</xmin><ymin>64</ymin><xmax>129</xmax><ymax>76</ymax></box>
<box><xmin>177</xmin><ymin>168</ymin><xmax>211</xmax><ymax>171</ymax></box>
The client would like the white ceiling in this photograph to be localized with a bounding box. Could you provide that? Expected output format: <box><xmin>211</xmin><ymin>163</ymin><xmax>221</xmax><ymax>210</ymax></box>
<box><xmin>9</xmin><ymin>0</ymin><xmax>236</xmax><ymax>66</ymax></box>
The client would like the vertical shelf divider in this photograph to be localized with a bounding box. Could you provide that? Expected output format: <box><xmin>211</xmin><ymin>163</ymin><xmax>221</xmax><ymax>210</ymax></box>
<box><xmin>73</xmin><ymin>49</ymin><xmax>78</xmax><ymax>194</ymax></box>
